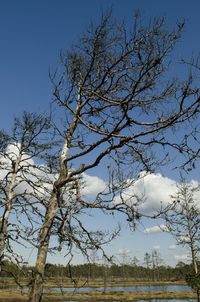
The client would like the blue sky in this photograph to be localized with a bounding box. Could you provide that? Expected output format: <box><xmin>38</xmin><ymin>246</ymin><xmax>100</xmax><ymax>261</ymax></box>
<box><xmin>1</xmin><ymin>0</ymin><xmax>200</xmax><ymax>267</ymax></box>
<box><xmin>1</xmin><ymin>0</ymin><xmax>200</xmax><ymax>131</ymax></box>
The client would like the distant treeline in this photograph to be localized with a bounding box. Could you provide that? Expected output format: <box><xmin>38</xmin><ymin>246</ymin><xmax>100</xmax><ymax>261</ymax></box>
<box><xmin>51</xmin><ymin>262</ymin><xmax>194</xmax><ymax>281</ymax></box>
<box><xmin>0</xmin><ymin>260</ymin><xmax>195</xmax><ymax>282</ymax></box>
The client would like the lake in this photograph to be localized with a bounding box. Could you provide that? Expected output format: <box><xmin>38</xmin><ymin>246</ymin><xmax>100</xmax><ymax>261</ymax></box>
<box><xmin>6</xmin><ymin>284</ymin><xmax>196</xmax><ymax>301</ymax></box>
<box><xmin>46</xmin><ymin>284</ymin><xmax>191</xmax><ymax>292</ymax></box>
<box><xmin>55</xmin><ymin>299</ymin><xmax>197</xmax><ymax>302</ymax></box>
<box><xmin>45</xmin><ymin>284</ymin><xmax>195</xmax><ymax>302</ymax></box>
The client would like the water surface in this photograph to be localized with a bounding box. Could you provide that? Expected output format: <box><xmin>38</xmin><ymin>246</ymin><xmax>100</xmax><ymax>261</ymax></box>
<box><xmin>46</xmin><ymin>284</ymin><xmax>190</xmax><ymax>293</ymax></box>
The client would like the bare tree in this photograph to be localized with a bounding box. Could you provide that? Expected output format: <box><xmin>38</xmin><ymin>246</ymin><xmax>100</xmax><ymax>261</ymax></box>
<box><xmin>163</xmin><ymin>181</ymin><xmax>200</xmax><ymax>301</ymax></box>
<box><xmin>152</xmin><ymin>250</ymin><xmax>163</xmax><ymax>281</ymax></box>
<box><xmin>132</xmin><ymin>256</ymin><xmax>140</xmax><ymax>267</ymax></box>
<box><xmin>29</xmin><ymin>11</ymin><xmax>200</xmax><ymax>301</ymax></box>
<box><xmin>0</xmin><ymin>112</ymin><xmax>55</xmax><ymax>276</ymax></box>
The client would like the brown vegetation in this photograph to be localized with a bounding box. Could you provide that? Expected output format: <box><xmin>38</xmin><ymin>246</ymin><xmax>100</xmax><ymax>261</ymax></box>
<box><xmin>0</xmin><ymin>289</ymin><xmax>196</xmax><ymax>302</ymax></box>
<box><xmin>0</xmin><ymin>279</ymin><xmax>195</xmax><ymax>301</ymax></box>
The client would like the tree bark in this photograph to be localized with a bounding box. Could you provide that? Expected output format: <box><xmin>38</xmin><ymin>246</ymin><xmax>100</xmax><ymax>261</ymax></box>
<box><xmin>0</xmin><ymin>216</ymin><xmax>7</xmax><ymax>269</ymax></box>
<box><xmin>29</xmin><ymin>192</ymin><xmax>58</xmax><ymax>302</ymax></box>
<box><xmin>29</xmin><ymin>129</ymin><xmax>70</xmax><ymax>301</ymax></box>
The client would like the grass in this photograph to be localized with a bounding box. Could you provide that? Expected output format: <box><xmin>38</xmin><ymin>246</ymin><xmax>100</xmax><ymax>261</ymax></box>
<box><xmin>0</xmin><ymin>289</ymin><xmax>28</xmax><ymax>301</ymax></box>
<box><xmin>0</xmin><ymin>277</ymin><xmax>187</xmax><ymax>288</ymax></box>
<box><xmin>0</xmin><ymin>289</ymin><xmax>195</xmax><ymax>302</ymax></box>
<box><xmin>41</xmin><ymin>289</ymin><xmax>197</xmax><ymax>301</ymax></box>
<box><xmin>43</xmin><ymin>278</ymin><xmax>187</xmax><ymax>289</ymax></box>
<box><xmin>0</xmin><ymin>278</ymin><xmax>196</xmax><ymax>301</ymax></box>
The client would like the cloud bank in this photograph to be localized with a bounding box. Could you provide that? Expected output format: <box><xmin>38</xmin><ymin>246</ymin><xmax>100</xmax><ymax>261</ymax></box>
<box><xmin>2</xmin><ymin>145</ymin><xmax>200</xmax><ymax>213</ymax></box>
<box><xmin>174</xmin><ymin>254</ymin><xmax>191</xmax><ymax>260</ymax></box>
<box><xmin>114</xmin><ymin>172</ymin><xmax>200</xmax><ymax>215</ymax></box>
<box><xmin>0</xmin><ymin>144</ymin><xmax>107</xmax><ymax>200</ymax></box>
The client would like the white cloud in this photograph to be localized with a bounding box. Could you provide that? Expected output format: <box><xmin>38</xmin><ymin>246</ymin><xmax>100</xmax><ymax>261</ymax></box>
<box><xmin>2</xmin><ymin>145</ymin><xmax>200</xmax><ymax>214</ymax></box>
<box><xmin>152</xmin><ymin>245</ymin><xmax>160</xmax><ymax>250</ymax></box>
<box><xmin>81</xmin><ymin>173</ymin><xmax>107</xmax><ymax>197</ymax></box>
<box><xmin>114</xmin><ymin>172</ymin><xmax>177</xmax><ymax>214</ymax></box>
<box><xmin>0</xmin><ymin>144</ymin><xmax>107</xmax><ymax>201</ymax></box>
<box><xmin>144</xmin><ymin>224</ymin><xmax>169</xmax><ymax>234</ymax></box>
<box><xmin>174</xmin><ymin>254</ymin><xmax>191</xmax><ymax>260</ymax></box>
<box><xmin>117</xmin><ymin>248</ymin><xmax>131</xmax><ymax>255</ymax></box>
<box><xmin>168</xmin><ymin>245</ymin><xmax>176</xmax><ymax>250</ymax></box>
<box><xmin>178</xmin><ymin>235</ymin><xmax>190</xmax><ymax>244</ymax></box>
<box><xmin>114</xmin><ymin>172</ymin><xmax>200</xmax><ymax>215</ymax></box>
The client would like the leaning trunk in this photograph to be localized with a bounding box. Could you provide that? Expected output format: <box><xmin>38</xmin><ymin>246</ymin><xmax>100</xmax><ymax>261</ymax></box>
<box><xmin>29</xmin><ymin>105</ymin><xmax>77</xmax><ymax>301</ymax></box>
<box><xmin>0</xmin><ymin>213</ymin><xmax>8</xmax><ymax>269</ymax></box>
<box><xmin>29</xmin><ymin>192</ymin><xmax>58</xmax><ymax>302</ymax></box>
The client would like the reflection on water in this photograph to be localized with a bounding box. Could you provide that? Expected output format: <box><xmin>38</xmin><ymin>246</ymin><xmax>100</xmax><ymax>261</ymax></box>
<box><xmin>4</xmin><ymin>284</ymin><xmax>195</xmax><ymax>302</ymax></box>
<box><xmin>54</xmin><ymin>300</ymin><xmax>196</xmax><ymax>302</ymax></box>
<box><xmin>46</xmin><ymin>284</ymin><xmax>190</xmax><ymax>292</ymax></box>
<box><xmin>137</xmin><ymin>300</ymin><xmax>196</xmax><ymax>302</ymax></box>
<box><xmin>49</xmin><ymin>285</ymin><xmax>194</xmax><ymax>302</ymax></box>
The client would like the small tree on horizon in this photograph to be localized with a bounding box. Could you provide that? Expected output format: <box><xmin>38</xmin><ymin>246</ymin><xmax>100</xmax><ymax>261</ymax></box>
<box><xmin>163</xmin><ymin>181</ymin><xmax>200</xmax><ymax>301</ymax></box>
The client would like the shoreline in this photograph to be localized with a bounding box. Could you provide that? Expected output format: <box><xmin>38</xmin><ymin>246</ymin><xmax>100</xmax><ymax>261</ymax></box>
<box><xmin>0</xmin><ymin>289</ymin><xmax>196</xmax><ymax>302</ymax></box>
<box><xmin>0</xmin><ymin>279</ymin><xmax>196</xmax><ymax>301</ymax></box>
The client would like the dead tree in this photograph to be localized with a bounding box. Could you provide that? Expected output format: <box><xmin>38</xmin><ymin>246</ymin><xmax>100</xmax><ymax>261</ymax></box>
<box><xmin>163</xmin><ymin>182</ymin><xmax>200</xmax><ymax>301</ymax></box>
<box><xmin>29</xmin><ymin>12</ymin><xmax>200</xmax><ymax>301</ymax></box>
<box><xmin>0</xmin><ymin>112</ymin><xmax>56</xmax><ymax>276</ymax></box>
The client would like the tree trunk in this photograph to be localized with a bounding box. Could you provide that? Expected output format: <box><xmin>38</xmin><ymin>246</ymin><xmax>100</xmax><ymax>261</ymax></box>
<box><xmin>0</xmin><ymin>216</ymin><xmax>7</xmax><ymax>269</ymax></box>
<box><xmin>29</xmin><ymin>192</ymin><xmax>58</xmax><ymax>302</ymax></box>
<box><xmin>0</xmin><ymin>159</ymin><xmax>20</xmax><ymax>270</ymax></box>
<box><xmin>29</xmin><ymin>133</ymin><xmax>70</xmax><ymax>302</ymax></box>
